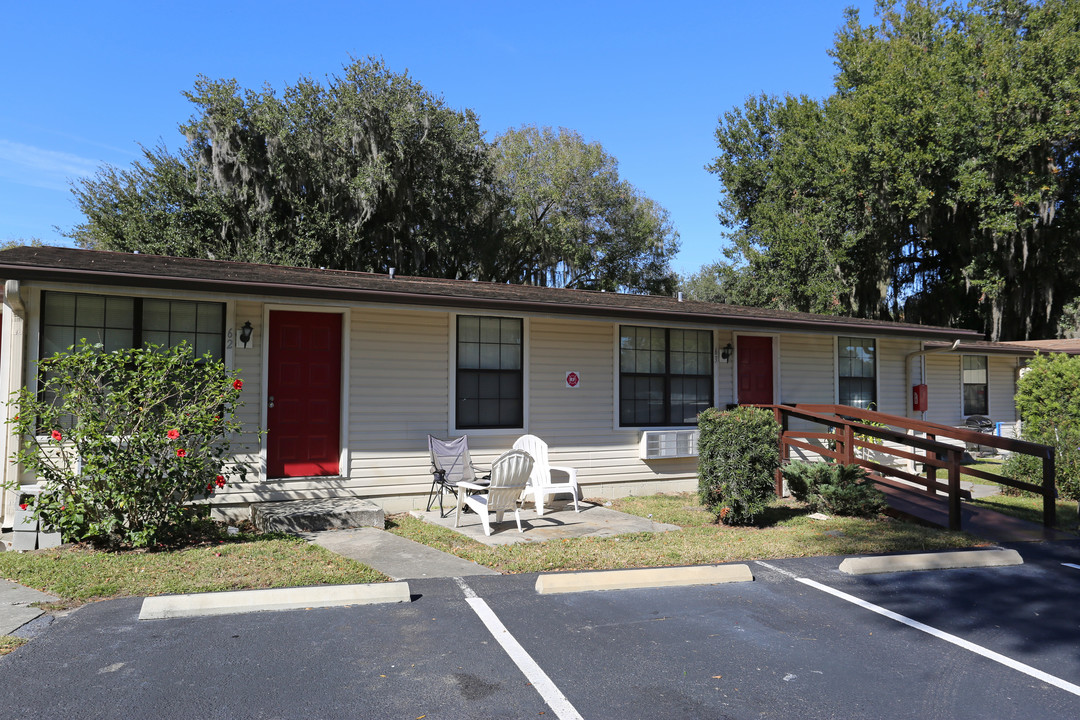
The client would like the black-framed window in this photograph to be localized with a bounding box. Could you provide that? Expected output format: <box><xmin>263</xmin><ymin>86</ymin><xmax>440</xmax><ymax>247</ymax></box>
<box><xmin>41</xmin><ymin>291</ymin><xmax>226</xmax><ymax>360</ymax></box>
<box><xmin>838</xmin><ymin>336</ymin><xmax>876</xmax><ymax>409</ymax></box>
<box><xmin>962</xmin><ymin>355</ymin><xmax>988</xmax><ymax>416</ymax></box>
<box><xmin>456</xmin><ymin>315</ymin><xmax>523</xmax><ymax>429</ymax></box>
<box><xmin>619</xmin><ymin>326</ymin><xmax>713</xmax><ymax>426</ymax></box>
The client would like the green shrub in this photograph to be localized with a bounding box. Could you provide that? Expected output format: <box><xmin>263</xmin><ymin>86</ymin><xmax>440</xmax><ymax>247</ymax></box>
<box><xmin>1010</xmin><ymin>353</ymin><xmax>1080</xmax><ymax>502</ymax></box>
<box><xmin>698</xmin><ymin>406</ymin><xmax>781</xmax><ymax>525</ymax></box>
<box><xmin>783</xmin><ymin>461</ymin><xmax>887</xmax><ymax>517</ymax></box>
<box><xmin>8</xmin><ymin>340</ymin><xmax>254</xmax><ymax>548</ymax></box>
<box><xmin>1001</xmin><ymin>453</ymin><xmax>1040</xmax><ymax>497</ymax></box>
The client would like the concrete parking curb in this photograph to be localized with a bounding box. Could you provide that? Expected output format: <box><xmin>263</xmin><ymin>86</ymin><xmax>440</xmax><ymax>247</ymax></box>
<box><xmin>535</xmin><ymin>564</ymin><xmax>754</xmax><ymax>594</ymax></box>
<box><xmin>838</xmin><ymin>548</ymin><xmax>1023</xmax><ymax>576</ymax></box>
<box><xmin>139</xmin><ymin>582</ymin><xmax>411</xmax><ymax>620</ymax></box>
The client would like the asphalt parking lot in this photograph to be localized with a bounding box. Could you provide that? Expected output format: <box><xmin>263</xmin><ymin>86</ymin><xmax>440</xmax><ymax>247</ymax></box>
<box><xmin>1</xmin><ymin>542</ymin><xmax>1078</xmax><ymax>719</ymax></box>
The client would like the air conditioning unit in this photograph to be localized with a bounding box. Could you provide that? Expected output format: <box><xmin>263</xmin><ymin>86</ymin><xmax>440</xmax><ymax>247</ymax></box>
<box><xmin>640</xmin><ymin>429</ymin><xmax>699</xmax><ymax>459</ymax></box>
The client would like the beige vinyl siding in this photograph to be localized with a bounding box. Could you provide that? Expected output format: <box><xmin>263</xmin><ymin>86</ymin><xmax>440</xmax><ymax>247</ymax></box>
<box><xmin>987</xmin><ymin>356</ymin><xmax>1018</xmax><ymax>424</ymax></box>
<box><xmin>530</xmin><ymin>318</ymin><xmax>697</xmax><ymax>497</ymax></box>
<box><xmin>922</xmin><ymin>353</ymin><xmax>1017</xmax><ymax>428</ymax></box>
<box><xmin>345</xmin><ymin>307</ymin><xmax>452</xmax><ymax>498</ymax></box>
<box><xmin>777</xmin><ymin>334</ymin><xmax>834</xmax><ymax>460</ymax></box>
<box><xmin>716</xmin><ymin>329</ymin><xmax>734</xmax><ymax>406</ymax></box>
<box><xmin>778</xmin><ymin>334</ymin><xmax>834</xmax><ymax>406</ymax></box>
<box><xmin>222</xmin><ymin>300</ymin><xmax>263</xmax><ymax>487</ymax></box>
<box><xmin>878</xmin><ymin>337</ymin><xmax>920</xmax><ymax>416</ymax></box>
<box><xmin>924</xmin><ymin>353</ymin><xmax>962</xmax><ymax>426</ymax></box>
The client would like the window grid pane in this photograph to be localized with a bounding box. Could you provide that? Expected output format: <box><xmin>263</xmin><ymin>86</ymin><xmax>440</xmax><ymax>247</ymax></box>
<box><xmin>456</xmin><ymin>316</ymin><xmax>523</xmax><ymax>429</ymax></box>
<box><xmin>838</xmin><ymin>337</ymin><xmax>876</xmax><ymax>408</ymax></box>
<box><xmin>619</xmin><ymin>326</ymin><xmax>713</xmax><ymax>427</ymax></box>
<box><xmin>42</xmin><ymin>292</ymin><xmax>225</xmax><ymax>360</ymax></box>
<box><xmin>963</xmin><ymin>356</ymin><xmax>988</xmax><ymax>415</ymax></box>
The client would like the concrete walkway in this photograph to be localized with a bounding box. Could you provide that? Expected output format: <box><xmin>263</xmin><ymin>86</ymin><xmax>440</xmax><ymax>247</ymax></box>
<box><xmin>306</xmin><ymin>501</ymin><xmax>680</xmax><ymax>579</ymax></box>
<box><xmin>0</xmin><ymin>579</ymin><xmax>57</xmax><ymax>635</ymax></box>
<box><xmin>305</xmin><ymin>527</ymin><xmax>498</xmax><ymax>581</ymax></box>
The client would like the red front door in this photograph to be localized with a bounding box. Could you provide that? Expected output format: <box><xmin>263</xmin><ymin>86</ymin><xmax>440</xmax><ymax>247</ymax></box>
<box><xmin>267</xmin><ymin>311</ymin><xmax>342</xmax><ymax>478</ymax></box>
<box><xmin>737</xmin><ymin>336</ymin><xmax>774</xmax><ymax>405</ymax></box>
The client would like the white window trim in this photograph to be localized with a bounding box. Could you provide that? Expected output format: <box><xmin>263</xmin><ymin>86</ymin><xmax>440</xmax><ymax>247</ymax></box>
<box><xmin>732</xmin><ymin>332</ymin><xmax>781</xmax><ymax>406</ymax></box>
<box><xmin>261</xmin><ymin>304</ymin><xmax>352</xmax><ymax>482</ymax></box>
<box><xmin>960</xmin><ymin>353</ymin><xmax>990</xmax><ymax>418</ymax></box>
<box><xmin>611</xmin><ymin>323</ymin><xmax>718</xmax><ymax>430</ymax></box>
<box><xmin>448</xmin><ymin>312</ymin><xmax>529</xmax><ymax>437</ymax></box>
<box><xmin>834</xmin><ymin>334</ymin><xmax>880</xmax><ymax>409</ymax></box>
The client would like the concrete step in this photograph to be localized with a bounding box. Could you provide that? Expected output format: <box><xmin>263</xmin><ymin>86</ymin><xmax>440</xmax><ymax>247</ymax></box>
<box><xmin>251</xmin><ymin>498</ymin><xmax>385</xmax><ymax>534</ymax></box>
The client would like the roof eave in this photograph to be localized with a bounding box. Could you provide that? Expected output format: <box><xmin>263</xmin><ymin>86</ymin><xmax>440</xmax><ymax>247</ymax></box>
<box><xmin>0</xmin><ymin>263</ymin><xmax>980</xmax><ymax>341</ymax></box>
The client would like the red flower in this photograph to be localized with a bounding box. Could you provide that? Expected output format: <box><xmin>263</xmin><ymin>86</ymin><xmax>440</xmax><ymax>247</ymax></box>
<box><xmin>50</xmin><ymin>429</ymin><xmax>63</xmax><ymax>442</ymax></box>
<box><xmin>215</xmin><ymin>475</ymin><xmax>226</xmax><ymax>488</ymax></box>
<box><xmin>167</xmin><ymin>429</ymin><xmax>180</xmax><ymax>440</ymax></box>
<box><xmin>176</xmin><ymin>448</ymin><xmax>187</xmax><ymax>458</ymax></box>
<box><xmin>206</xmin><ymin>483</ymin><xmax>214</xmax><ymax>492</ymax></box>
<box><xmin>19</xmin><ymin>503</ymin><xmax>27</xmax><ymax>511</ymax></box>
<box><xmin>232</xmin><ymin>379</ymin><xmax>243</xmax><ymax>390</ymax></box>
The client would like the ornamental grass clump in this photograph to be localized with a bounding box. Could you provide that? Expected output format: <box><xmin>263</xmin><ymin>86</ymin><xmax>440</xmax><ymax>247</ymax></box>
<box><xmin>8</xmin><ymin>340</ymin><xmax>254</xmax><ymax>548</ymax></box>
<box><xmin>783</xmin><ymin>461</ymin><xmax>887</xmax><ymax>518</ymax></box>
<box><xmin>698</xmin><ymin>406</ymin><xmax>781</xmax><ymax>525</ymax></box>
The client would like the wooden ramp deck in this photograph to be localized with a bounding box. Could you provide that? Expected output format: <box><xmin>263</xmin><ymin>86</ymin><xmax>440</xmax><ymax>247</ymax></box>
<box><xmin>880</xmin><ymin>485</ymin><xmax>1076</xmax><ymax>542</ymax></box>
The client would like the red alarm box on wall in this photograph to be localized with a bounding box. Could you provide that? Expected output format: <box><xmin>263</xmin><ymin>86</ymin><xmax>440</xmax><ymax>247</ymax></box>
<box><xmin>912</xmin><ymin>384</ymin><xmax>928</xmax><ymax>412</ymax></box>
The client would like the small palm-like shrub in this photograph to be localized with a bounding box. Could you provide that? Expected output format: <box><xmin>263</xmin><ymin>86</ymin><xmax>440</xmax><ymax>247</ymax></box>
<box><xmin>698</xmin><ymin>406</ymin><xmax>781</xmax><ymax>525</ymax></box>
<box><xmin>784</xmin><ymin>461</ymin><xmax>886</xmax><ymax>517</ymax></box>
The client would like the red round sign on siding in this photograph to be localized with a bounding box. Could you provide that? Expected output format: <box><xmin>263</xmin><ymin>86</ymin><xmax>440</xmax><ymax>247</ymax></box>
<box><xmin>565</xmin><ymin>371</ymin><xmax>580</xmax><ymax>388</ymax></box>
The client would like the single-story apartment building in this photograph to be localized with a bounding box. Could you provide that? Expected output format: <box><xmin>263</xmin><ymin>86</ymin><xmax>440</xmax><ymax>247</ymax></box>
<box><xmin>0</xmin><ymin>246</ymin><xmax>1059</xmax><ymax>525</ymax></box>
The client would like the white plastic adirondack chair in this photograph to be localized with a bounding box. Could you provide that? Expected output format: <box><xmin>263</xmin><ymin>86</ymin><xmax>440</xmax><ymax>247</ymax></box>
<box><xmin>512</xmin><ymin>434</ymin><xmax>580</xmax><ymax>516</ymax></box>
<box><xmin>455</xmin><ymin>449</ymin><xmax>534</xmax><ymax>536</ymax></box>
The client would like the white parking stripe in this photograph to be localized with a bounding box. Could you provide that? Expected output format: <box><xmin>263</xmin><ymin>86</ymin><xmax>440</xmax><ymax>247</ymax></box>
<box><xmin>796</xmin><ymin>576</ymin><xmax>1080</xmax><ymax>698</ymax></box>
<box><xmin>455</xmin><ymin>578</ymin><xmax>584</xmax><ymax>720</ymax></box>
<box><xmin>1062</xmin><ymin>563</ymin><xmax>1080</xmax><ymax>571</ymax></box>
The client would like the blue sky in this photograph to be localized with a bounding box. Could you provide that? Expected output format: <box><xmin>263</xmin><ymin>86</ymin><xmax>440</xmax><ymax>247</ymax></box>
<box><xmin>1</xmin><ymin>0</ymin><xmax>877</xmax><ymax>276</ymax></box>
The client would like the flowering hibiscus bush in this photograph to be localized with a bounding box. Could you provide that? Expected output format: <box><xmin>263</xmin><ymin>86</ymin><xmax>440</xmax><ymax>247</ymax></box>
<box><xmin>8</xmin><ymin>340</ymin><xmax>253</xmax><ymax>548</ymax></box>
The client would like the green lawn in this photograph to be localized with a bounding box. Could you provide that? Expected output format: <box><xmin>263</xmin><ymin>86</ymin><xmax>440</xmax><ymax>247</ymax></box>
<box><xmin>0</xmin><ymin>532</ymin><xmax>388</xmax><ymax>604</ymax></box>
<box><xmin>387</xmin><ymin>493</ymin><xmax>986</xmax><ymax>574</ymax></box>
<box><xmin>961</xmin><ymin>458</ymin><xmax>1079</xmax><ymax>534</ymax></box>
<box><xmin>970</xmin><ymin>494</ymin><xmax>1080</xmax><ymax>534</ymax></box>
<box><xmin>0</xmin><ymin>636</ymin><xmax>27</xmax><ymax>656</ymax></box>
<box><xmin>963</xmin><ymin>457</ymin><xmax>1017</xmax><ymax>487</ymax></box>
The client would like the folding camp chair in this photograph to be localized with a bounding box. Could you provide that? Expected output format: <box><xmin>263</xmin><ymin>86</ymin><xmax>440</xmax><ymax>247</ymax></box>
<box><xmin>426</xmin><ymin>435</ymin><xmax>489</xmax><ymax>518</ymax></box>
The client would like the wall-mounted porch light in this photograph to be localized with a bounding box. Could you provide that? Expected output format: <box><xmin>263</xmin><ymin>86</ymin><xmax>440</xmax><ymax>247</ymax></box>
<box><xmin>721</xmin><ymin>342</ymin><xmax>734</xmax><ymax>363</ymax></box>
<box><xmin>239</xmin><ymin>321</ymin><xmax>254</xmax><ymax>348</ymax></box>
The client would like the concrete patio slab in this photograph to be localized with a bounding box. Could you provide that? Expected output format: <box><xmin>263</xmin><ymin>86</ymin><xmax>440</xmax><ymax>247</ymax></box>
<box><xmin>306</xmin><ymin>527</ymin><xmax>498</xmax><ymax>580</ymax></box>
<box><xmin>409</xmin><ymin>500</ymin><xmax>680</xmax><ymax>547</ymax></box>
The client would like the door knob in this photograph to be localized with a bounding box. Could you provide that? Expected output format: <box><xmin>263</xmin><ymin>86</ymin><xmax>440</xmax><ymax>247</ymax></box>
<box><xmin>268</xmin><ymin>395</ymin><xmax>275</xmax><ymax>408</ymax></box>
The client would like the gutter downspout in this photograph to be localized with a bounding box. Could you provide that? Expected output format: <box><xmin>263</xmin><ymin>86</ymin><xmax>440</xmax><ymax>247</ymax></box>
<box><xmin>905</xmin><ymin>339</ymin><xmax>960</xmax><ymax>420</ymax></box>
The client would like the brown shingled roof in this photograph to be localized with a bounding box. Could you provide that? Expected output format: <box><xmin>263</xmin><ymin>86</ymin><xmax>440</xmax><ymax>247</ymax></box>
<box><xmin>925</xmin><ymin>338</ymin><xmax>1080</xmax><ymax>356</ymax></box>
<box><xmin>0</xmin><ymin>246</ymin><xmax>982</xmax><ymax>340</ymax></box>
<box><xmin>1001</xmin><ymin>339</ymin><xmax>1080</xmax><ymax>355</ymax></box>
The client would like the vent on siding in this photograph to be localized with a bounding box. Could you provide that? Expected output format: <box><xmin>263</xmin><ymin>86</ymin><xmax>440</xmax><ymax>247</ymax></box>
<box><xmin>640</xmin><ymin>429</ymin><xmax>699</xmax><ymax>459</ymax></box>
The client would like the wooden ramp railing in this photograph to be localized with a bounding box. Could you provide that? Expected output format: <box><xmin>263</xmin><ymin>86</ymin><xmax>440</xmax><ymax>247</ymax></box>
<box><xmin>758</xmin><ymin>404</ymin><xmax>1056</xmax><ymax>532</ymax></box>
